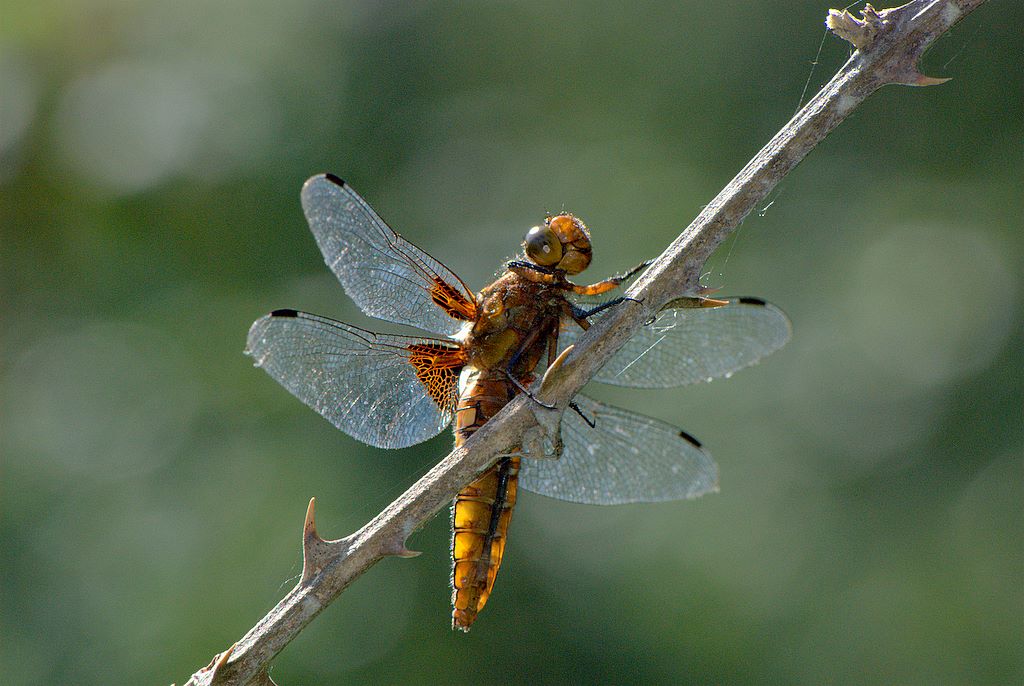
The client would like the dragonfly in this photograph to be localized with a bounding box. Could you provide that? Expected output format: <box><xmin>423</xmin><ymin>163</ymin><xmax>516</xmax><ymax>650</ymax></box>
<box><xmin>245</xmin><ymin>174</ymin><xmax>791</xmax><ymax>631</ymax></box>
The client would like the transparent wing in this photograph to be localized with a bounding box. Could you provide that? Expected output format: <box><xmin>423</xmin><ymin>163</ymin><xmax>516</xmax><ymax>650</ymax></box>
<box><xmin>301</xmin><ymin>174</ymin><xmax>477</xmax><ymax>337</ymax></box>
<box><xmin>561</xmin><ymin>297</ymin><xmax>791</xmax><ymax>388</ymax></box>
<box><xmin>245</xmin><ymin>310</ymin><xmax>464</xmax><ymax>449</ymax></box>
<box><xmin>519</xmin><ymin>394</ymin><xmax>718</xmax><ymax>504</ymax></box>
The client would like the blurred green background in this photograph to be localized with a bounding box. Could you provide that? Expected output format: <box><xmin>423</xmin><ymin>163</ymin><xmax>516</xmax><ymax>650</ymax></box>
<box><xmin>2</xmin><ymin>1</ymin><xmax>1021</xmax><ymax>684</ymax></box>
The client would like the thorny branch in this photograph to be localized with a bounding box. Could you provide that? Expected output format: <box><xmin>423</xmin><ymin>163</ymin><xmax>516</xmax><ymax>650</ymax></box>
<box><xmin>182</xmin><ymin>2</ymin><xmax>987</xmax><ymax>683</ymax></box>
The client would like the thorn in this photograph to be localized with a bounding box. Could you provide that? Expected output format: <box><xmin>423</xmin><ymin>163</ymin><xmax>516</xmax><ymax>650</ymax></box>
<box><xmin>214</xmin><ymin>643</ymin><xmax>235</xmax><ymax>671</ymax></box>
<box><xmin>541</xmin><ymin>344</ymin><xmax>574</xmax><ymax>386</ymax></box>
<box><xmin>302</xmin><ymin>497</ymin><xmax>337</xmax><ymax>583</ymax></box>
<box><xmin>387</xmin><ymin>539</ymin><xmax>423</xmax><ymax>558</ymax></box>
<box><xmin>698</xmin><ymin>296</ymin><xmax>731</xmax><ymax>308</ymax></box>
<box><xmin>662</xmin><ymin>296</ymin><xmax>729</xmax><ymax>310</ymax></box>
<box><xmin>202</xmin><ymin>643</ymin><xmax>236</xmax><ymax>681</ymax></box>
<box><xmin>901</xmin><ymin>72</ymin><xmax>951</xmax><ymax>87</ymax></box>
<box><xmin>304</xmin><ymin>497</ymin><xmax>323</xmax><ymax>544</ymax></box>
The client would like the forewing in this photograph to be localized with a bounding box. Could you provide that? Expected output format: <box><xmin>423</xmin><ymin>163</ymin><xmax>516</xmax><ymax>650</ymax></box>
<box><xmin>519</xmin><ymin>394</ymin><xmax>718</xmax><ymax>504</ymax></box>
<box><xmin>561</xmin><ymin>297</ymin><xmax>791</xmax><ymax>388</ymax></box>
<box><xmin>301</xmin><ymin>174</ymin><xmax>477</xmax><ymax>336</ymax></box>
<box><xmin>245</xmin><ymin>310</ymin><xmax>465</xmax><ymax>449</ymax></box>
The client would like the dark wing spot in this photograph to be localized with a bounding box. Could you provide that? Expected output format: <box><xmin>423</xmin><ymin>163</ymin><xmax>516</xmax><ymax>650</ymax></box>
<box><xmin>323</xmin><ymin>173</ymin><xmax>346</xmax><ymax>187</ymax></box>
<box><xmin>737</xmin><ymin>297</ymin><xmax>766</xmax><ymax>306</ymax></box>
<box><xmin>270</xmin><ymin>308</ymin><xmax>299</xmax><ymax>317</ymax></box>
<box><xmin>678</xmin><ymin>429</ymin><xmax>702</xmax><ymax>448</ymax></box>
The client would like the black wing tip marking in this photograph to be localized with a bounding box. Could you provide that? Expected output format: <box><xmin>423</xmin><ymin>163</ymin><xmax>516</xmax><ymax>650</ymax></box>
<box><xmin>737</xmin><ymin>296</ymin><xmax>767</xmax><ymax>306</ymax></box>
<box><xmin>270</xmin><ymin>308</ymin><xmax>299</xmax><ymax>317</ymax></box>
<box><xmin>678</xmin><ymin>429</ymin><xmax>703</xmax><ymax>448</ymax></box>
<box><xmin>323</xmin><ymin>173</ymin><xmax>346</xmax><ymax>187</ymax></box>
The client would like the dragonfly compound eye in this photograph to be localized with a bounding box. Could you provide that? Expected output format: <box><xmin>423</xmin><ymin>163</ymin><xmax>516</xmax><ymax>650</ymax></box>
<box><xmin>524</xmin><ymin>225</ymin><xmax>563</xmax><ymax>266</ymax></box>
<box><xmin>544</xmin><ymin>213</ymin><xmax>593</xmax><ymax>274</ymax></box>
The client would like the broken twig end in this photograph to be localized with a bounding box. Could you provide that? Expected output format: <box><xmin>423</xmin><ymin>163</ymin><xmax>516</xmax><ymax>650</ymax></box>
<box><xmin>826</xmin><ymin>3</ymin><xmax>883</xmax><ymax>49</ymax></box>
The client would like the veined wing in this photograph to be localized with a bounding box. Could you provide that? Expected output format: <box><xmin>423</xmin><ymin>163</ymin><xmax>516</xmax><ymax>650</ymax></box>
<box><xmin>246</xmin><ymin>310</ymin><xmax>465</xmax><ymax>449</ymax></box>
<box><xmin>301</xmin><ymin>174</ymin><xmax>477</xmax><ymax>337</ymax></box>
<box><xmin>561</xmin><ymin>297</ymin><xmax>791</xmax><ymax>388</ymax></box>
<box><xmin>519</xmin><ymin>394</ymin><xmax>718</xmax><ymax>504</ymax></box>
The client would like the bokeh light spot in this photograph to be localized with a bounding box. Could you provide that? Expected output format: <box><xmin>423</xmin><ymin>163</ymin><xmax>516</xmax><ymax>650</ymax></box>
<box><xmin>847</xmin><ymin>222</ymin><xmax>1017</xmax><ymax>387</ymax></box>
<box><xmin>4</xmin><ymin>321</ymin><xmax>201</xmax><ymax>481</ymax></box>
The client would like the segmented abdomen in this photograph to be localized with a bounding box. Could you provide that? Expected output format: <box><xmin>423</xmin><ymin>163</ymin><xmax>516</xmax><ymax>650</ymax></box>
<box><xmin>450</xmin><ymin>368</ymin><xmax>522</xmax><ymax>631</ymax></box>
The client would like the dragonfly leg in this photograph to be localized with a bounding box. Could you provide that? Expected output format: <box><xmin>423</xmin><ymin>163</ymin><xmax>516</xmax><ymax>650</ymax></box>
<box><xmin>568</xmin><ymin>400</ymin><xmax>596</xmax><ymax>428</ymax></box>
<box><xmin>613</xmin><ymin>259</ymin><xmax>653</xmax><ymax>282</ymax></box>
<box><xmin>504</xmin><ymin>317</ymin><xmax>559</xmax><ymax>410</ymax></box>
<box><xmin>568</xmin><ymin>259</ymin><xmax>652</xmax><ymax>296</ymax></box>
<box><xmin>504</xmin><ymin>370</ymin><xmax>555</xmax><ymax>410</ymax></box>
<box><xmin>571</xmin><ymin>296</ymin><xmax>643</xmax><ymax>321</ymax></box>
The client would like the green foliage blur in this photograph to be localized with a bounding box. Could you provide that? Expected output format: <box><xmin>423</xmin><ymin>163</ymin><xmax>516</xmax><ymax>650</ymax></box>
<box><xmin>2</xmin><ymin>2</ymin><xmax>1021</xmax><ymax>684</ymax></box>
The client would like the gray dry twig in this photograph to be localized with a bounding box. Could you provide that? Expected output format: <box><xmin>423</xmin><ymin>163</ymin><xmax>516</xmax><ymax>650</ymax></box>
<box><xmin>181</xmin><ymin>2</ymin><xmax>987</xmax><ymax>683</ymax></box>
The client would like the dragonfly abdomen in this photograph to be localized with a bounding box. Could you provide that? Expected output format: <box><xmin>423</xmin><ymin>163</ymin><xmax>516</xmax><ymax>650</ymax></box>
<box><xmin>451</xmin><ymin>369</ymin><xmax>521</xmax><ymax>631</ymax></box>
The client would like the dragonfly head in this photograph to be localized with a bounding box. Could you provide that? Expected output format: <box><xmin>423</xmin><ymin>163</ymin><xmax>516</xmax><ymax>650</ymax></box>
<box><xmin>523</xmin><ymin>213</ymin><xmax>592</xmax><ymax>275</ymax></box>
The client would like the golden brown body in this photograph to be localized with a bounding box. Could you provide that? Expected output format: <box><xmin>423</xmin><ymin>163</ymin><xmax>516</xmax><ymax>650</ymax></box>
<box><xmin>448</xmin><ymin>210</ymin><xmax>635</xmax><ymax>631</ymax></box>
<box><xmin>450</xmin><ymin>271</ymin><xmax>567</xmax><ymax>630</ymax></box>
<box><xmin>446</xmin><ymin>210</ymin><xmax>642</xmax><ymax>631</ymax></box>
